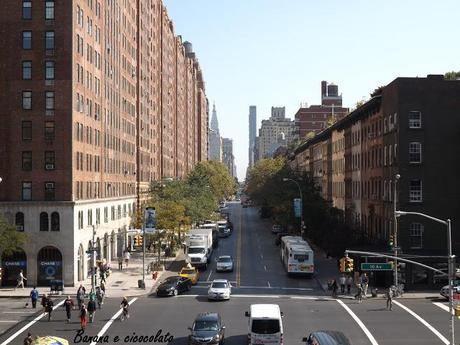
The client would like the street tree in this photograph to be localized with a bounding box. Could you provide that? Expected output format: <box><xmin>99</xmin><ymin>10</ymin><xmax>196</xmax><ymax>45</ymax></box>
<box><xmin>0</xmin><ymin>214</ymin><xmax>28</xmax><ymax>256</ymax></box>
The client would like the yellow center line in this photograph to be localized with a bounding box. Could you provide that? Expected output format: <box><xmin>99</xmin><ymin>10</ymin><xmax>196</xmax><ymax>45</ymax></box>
<box><xmin>236</xmin><ymin>206</ymin><xmax>242</xmax><ymax>287</ymax></box>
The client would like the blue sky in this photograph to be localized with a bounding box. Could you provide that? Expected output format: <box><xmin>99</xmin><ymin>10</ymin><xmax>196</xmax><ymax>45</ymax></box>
<box><xmin>164</xmin><ymin>0</ymin><xmax>459</xmax><ymax>180</ymax></box>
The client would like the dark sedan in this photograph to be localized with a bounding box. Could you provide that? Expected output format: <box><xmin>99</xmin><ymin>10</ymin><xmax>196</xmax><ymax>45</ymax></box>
<box><xmin>303</xmin><ymin>331</ymin><xmax>351</xmax><ymax>345</ymax></box>
<box><xmin>156</xmin><ymin>276</ymin><xmax>192</xmax><ymax>297</ymax></box>
<box><xmin>188</xmin><ymin>312</ymin><xmax>225</xmax><ymax>345</ymax></box>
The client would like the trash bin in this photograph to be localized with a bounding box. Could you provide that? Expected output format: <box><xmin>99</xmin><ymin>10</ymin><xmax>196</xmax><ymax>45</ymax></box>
<box><xmin>371</xmin><ymin>288</ymin><xmax>378</xmax><ymax>297</ymax></box>
<box><xmin>138</xmin><ymin>279</ymin><xmax>145</xmax><ymax>289</ymax></box>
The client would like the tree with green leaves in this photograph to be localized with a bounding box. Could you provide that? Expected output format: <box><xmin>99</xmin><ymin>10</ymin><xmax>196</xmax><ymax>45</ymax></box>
<box><xmin>0</xmin><ymin>214</ymin><xmax>28</xmax><ymax>257</ymax></box>
<box><xmin>445</xmin><ymin>71</ymin><xmax>460</xmax><ymax>80</ymax></box>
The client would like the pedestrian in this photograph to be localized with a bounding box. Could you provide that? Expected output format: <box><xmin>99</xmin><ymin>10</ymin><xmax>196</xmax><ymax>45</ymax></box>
<box><xmin>30</xmin><ymin>287</ymin><xmax>39</xmax><ymax>309</ymax></box>
<box><xmin>355</xmin><ymin>284</ymin><xmax>363</xmax><ymax>303</ymax></box>
<box><xmin>41</xmin><ymin>294</ymin><xmax>49</xmax><ymax>313</ymax></box>
<box><xmin>45</xmin><ymin>297</ymin><xmax>54</xmax><ymax>321</ymax></box>
<box><xmin>386</xmin><ymin>287</ymin><xmax>393</xmax><ymax>311</ymax></box>
<box><xmin>99</xmin><ymin>269</ymin><xmax>106</xmax><ymax>284</ymax></box>
<box><xmin>79</xmin><ymin>304</ymin><xmax>88</xmax><ymax>330</ymax></box>
<box><xmin>339</xmin><ymin>274</ymin><xmax>346</xmax><ymax>294</ymax></box>
<box><xmin>361</xmin><ymin>273</ymin><xmax>369</xmax><ymax>298</ymax></box>
<box><xmin>124</xmin><ymin>249</ymin><xmax>130</xmax><ymax>267</ymax></box>
<box><xmin>89</xmin><ymin>288</ymin><xmax>96</xmax><ymax>302</ymax></box>
<box><xmin>100</xmin><ymin>281</ymin><xmax>106</xmax><ymax>294</ymax></box>
<box><xmin>15</xmin><ymin>270</ymin><xmax>27</xmax><ymax>289</ymax></box>
<box><xmin>331</xmin><ymin>279</ymin><xmax>338</xmax><ymax>298</ymax></box>
<box><xmin>96</xmin><ymin>286</ymin><xmax>105</xmax><ymax>309</ymax></box>
<box><xmin>118</xmin><ymin>256</ymin><xmax>123</xmax><ymax>270</ymax></box>
<box><xmin>23</xmin><ymin>332</ymin><xmax>33</xmax><ymax>345</ymax></box>
<box><xmin>346</xmin><ymin>275</ymin><xmax>353</xmax><ymax>294</ymax></box>
<box><xmin>63</xmin><ymin>296</ymin><xmax>74</xmax><ymax>323</ymax></box>
<box><xmin>87</xmin><ymin>298</ymin><xmax>97</xmax><ymax>323</ymax></box>
<box><xmin>76</xmin><ymin>284</ymin><xmax>86</xmax><ymax>309</ymax></box>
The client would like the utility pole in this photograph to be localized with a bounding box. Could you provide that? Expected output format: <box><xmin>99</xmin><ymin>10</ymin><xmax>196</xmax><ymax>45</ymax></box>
<box><xmin>91</xmin><ymin>225</ymin><xmax>97</xmax><ymax>291</ymax></box>
<box><xmin>283</xmin><ymin>178</ymin><xmax>304</xmax><ymax>236</ymax></box>
<box><xmin>393</xmin><ymin>174</ymin><xmax>400</xmax><ymax>288</ymax></box>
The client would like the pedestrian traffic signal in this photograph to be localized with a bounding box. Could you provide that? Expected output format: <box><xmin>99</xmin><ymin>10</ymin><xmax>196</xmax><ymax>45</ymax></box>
<box><xmin>134</xmin><ymin>235</ymin><xmax>143</xmax><ymax>247</ymax></box>
<box><xmin>345</xmin><ymin>258</ymin><xmax>354</xmax><ymax>273</ymax></box>
<box><xmin>339</xmin><ymin>257</ymin><xmax>346</xmax><ymax>273</ymax></box>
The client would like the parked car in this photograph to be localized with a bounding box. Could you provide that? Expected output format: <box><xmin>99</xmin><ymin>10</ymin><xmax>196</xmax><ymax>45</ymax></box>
<box><xmin>275</xmin><ymin>232</ymin><xmax>290</xmax><ymax>246</ymax></box>
<box><xmin>208</xmin><ymin>279</ymin><xmax>232</xmax><ymax>301</ymax></box>
<box><xmin>216</xmin><ymin>256</ymin><xmax>234</xmax><ymax>272</ymax></box>
<box><xmin>302</xmin><ymin>331</ymin><xmax>351</xmax><ymax>345</ymax></box>
<box><xmin>180</xmin><ymin>266</ymin><xmax>200</xmax><ymax>285</ymax></box>
<box><xmin>156</xmin><ymin>276</ymin><xmax>192</xmax><ymax>297</ymax></box>
<box><xmin>188</xmin><ymin>312</ymin><xmax>225</xmax><ymax>345</ymax></box>
<box><xmin>272</xmin><ymin>225</ymin><xmax>283</xmax><ymax>234</ymax></box>
<box><xmin>440</xmin><ymin>284</ymin><xmax>460</xmax><ymax>299</ymax></box>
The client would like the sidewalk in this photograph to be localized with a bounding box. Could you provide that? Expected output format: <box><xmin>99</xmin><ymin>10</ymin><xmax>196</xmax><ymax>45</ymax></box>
<box><xmin>0</xmin><ymin>250</ymin><xmax>185</xmax><ymax>299</ymax></box>
<box><xmin>311</xmin><ymin>243</ymin><xmax>441</xmax><ymax>300</ymax></box>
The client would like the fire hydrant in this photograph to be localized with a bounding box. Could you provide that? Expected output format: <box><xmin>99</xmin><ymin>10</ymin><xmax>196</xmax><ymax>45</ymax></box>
<box><xmin>152</xmin><ymin>271</ymin><xmax>158</xmax><ymax>280</ymax></box>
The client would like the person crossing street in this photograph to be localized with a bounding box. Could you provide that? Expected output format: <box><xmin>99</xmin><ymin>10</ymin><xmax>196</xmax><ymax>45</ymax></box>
<box><xmin>339</xmin><ymin>275</ymin><xmax>346</xmax><ymax>294</ymax></box>
<box><xmin>96</xmin><ymin>286</ymin><xmax>105</xmax><ymax>309</ymax></box>
<box><xmin>76</xmin><ymin>285</ymin><xmax>86</xmax><ymax>309</ymax></box>
<box><xmin>346</xmin><ymin>275</ymin><xmax>353</xmax><ymax>294</ymax></box>
<box><xmin>386</xmin><ymin>287</ymin><xmax>394</xmax><ymax>311</ymax></box>
<box><xmin>64</xmin><ymin>296</ymin><xmax>74</xmax><ymax>323</ymax></box>
<box><xmin>79</xmin><ymin>304</ymin><xmax>88</xmax><ymax>330</ymax></box>
<box><xmin>29</xmin><ymin>287</ymin><xmax>39</xmax><ymax>308</ymax></box>
<box><xmin>87</xmin><ymin>298</ymin><xmax>97</xmax><ymax>323</ymax></box>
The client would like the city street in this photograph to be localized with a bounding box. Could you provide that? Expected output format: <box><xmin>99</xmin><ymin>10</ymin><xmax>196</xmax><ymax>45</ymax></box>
<box><xmin>0</xmin><ymin>203</ymin><xmax>457</xmax><ymax>345</ymax></box>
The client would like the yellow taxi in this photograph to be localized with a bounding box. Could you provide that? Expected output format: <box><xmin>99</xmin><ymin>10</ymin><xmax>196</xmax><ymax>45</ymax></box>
<box><xmin>179</xmin><ymin>265</ymin><xmax>200</xmax><ymax>285</ymax></box>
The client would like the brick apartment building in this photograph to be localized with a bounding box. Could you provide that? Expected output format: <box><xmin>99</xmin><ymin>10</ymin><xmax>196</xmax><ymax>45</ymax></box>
<box><xmin>295</xmin><ymin>81</ymin><xmax>349</xmax><ymax>139</ymax></box>
<box><xmin>292</xmin><ymin>75</ymin><xmax>460</xmax><ymax>289</ymax></box>
<box><xmin>0</xmin><ymin>0</ymin><xmax>208</xmax><ymax>286</ymax></box>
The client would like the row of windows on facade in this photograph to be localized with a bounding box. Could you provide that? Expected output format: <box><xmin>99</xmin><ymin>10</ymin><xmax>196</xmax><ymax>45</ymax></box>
<box><xmin>22</xmin><ymin>61</ymin><xmax>55</xmax><ymax>80</ymax></box>
<box><xmin>21</xmin><ymin>151</ymin><xmax>56</xmax><ymax>171</ymax></box>
<box><xmin>75</xmin><ymin>92</ymin><xmax>101</xmax><ymax>119</ymax></box>
<box><xmin>75</xmin><ymin>36</ymin><xmax>102</xmax><ymax>69</ymax></box>
<box><xmin>21</xmin><ymin>91</ymin><xmax>54</xmax><ymax>112</ymax></box>
<box><xmin>21</xmin><ymin>182</ymin><xmax>55</xmax><ymax>201</ymax></box>
<box><xmin>75</xmin><ymin>181</ymin><xmax>136</xmax><ymax>200</ymax></box>
<box><xmin>14</xmin><ymin>211</ymin><xmax>60</xmax><ymax>232</ymax></box>
<box><xmin>345</xmin><ymin>179</ymin><xmax>423</xmax><ymax>203</ymax></box>
<box><xmin>76</xmin><ymin>64</ymin><xmax>102</xmax><ymax>96</ymax></box>
<box><xmin>22</xmin><ymin>31</ymin><xmax>55</xmax><ymax>51</ymax></box>
<box><xmin>76</xmin><ymin>202</ymin><xmax>134</xmax><ymax>230</ymax></box>
<box><xmin>21</xmin><ymin>121</ymin><xmax>55</xmax><ymax>141</ymax></box>
<box><xmin>22</xmin><ymin>0</ymin><xmax>55</xmax><ymax>21</ymax></box>
<box><xmin>76</xmin><ymin>2</ymin><xmax>102</xmax><ymax>28</ymax></box>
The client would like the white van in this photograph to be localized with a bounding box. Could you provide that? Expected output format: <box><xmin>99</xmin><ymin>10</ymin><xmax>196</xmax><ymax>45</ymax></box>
<box><xmin>245</xmin><ymin>304</ymin><xmax>284</xmax><ymax>345</ymax></box>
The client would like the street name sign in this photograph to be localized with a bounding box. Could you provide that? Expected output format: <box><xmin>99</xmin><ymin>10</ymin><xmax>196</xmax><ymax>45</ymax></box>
<box><xmin>361</xmin><ymin>263</ymin><xmax>393</xmax><ymax>271</ymax></box>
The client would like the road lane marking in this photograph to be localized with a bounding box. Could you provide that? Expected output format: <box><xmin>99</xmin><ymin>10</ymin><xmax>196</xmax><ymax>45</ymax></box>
<box><xmin>89</xmin><ymin>297</ymin><xmax>138</xmax><ymax>345</ymax></box>
<box><xmin>260</xmin><ymin>254</ymin><xmax>263</xmax><ymax>259</ymax></box>
<box><xmin>0</xmin><ymin>321</ymin><xmax>19</xmax><ymax>323</ymax></box>
<box><xmin>2</xmin><ymin>311</ymin><xmax>36</xmax><ymax>314</ymax></box>
<box><xmin>206</xmin><ymin>271</ymin><xmax>212</xmax><ymax>282</ymax></box>
<box><xmin>192</xmin><ymin>285</ymin><xmax>313</xmax><ymax>290</ymax></box>
<box><xmin>433</xmin><ymin>302</ymin><xmax>454</xmax><ymax>315</ymax></box>
<box><xmin>393</xmin><ymin>300</ymin><xmax>449</xmax><ymax>344</ymax></box>
<box><xmin>0</xmin><ymin>299</ymin><xmax>65</xmax><ymax>345</ymax></box>
<box><xmin>267</xmin><ymin>281</ymin><xmax>271</xmax><ymax>288</ymax></box>
<box><xmin>336</xmin><ymin>300</ymin><xmax>379</xmax><ymax>345</ymax></box>
<box><xmin>178</xmin><ymin>294</ymin><xmax>331</xmax><ymax>300</ymax></box>
<box><xmin>264</xmin><ymin>265</ymin><xmax>267</xmax><ymax>271</ymax></box>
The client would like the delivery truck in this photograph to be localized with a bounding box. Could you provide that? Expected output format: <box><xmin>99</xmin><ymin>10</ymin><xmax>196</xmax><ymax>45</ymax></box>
<box><xmin>185</xmin><ymin>228</ymin><xmax>213</xmax><ymax>269</ymax></box>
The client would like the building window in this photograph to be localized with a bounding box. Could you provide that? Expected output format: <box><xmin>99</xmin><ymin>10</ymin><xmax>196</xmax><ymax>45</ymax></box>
<box><xmin>51</xmin><ymin>212</ymin><xmax>60</xmax><ymax>231</ymax></box>
<box><xmin>22</xmin><ymin>91</ymin><xmax>32</xmax><ymax>109</ymax></box>
<box><xmin>22</xmin><ymin>0</ymin><xmax>32</xmax><ymax>19</ymax></box>
<box><xmin>15</xmin><ymin>212</ymin><xmax>25</xmax><ymax>231</ymax></box>
<box><xmin>22</xmin><ymin>61</ymin><xmax>32</xmax><ymax>80</ymax></box>
<box><xmin>104</xmin><ymin>207</ymin><xmax>108</xmax><ymax>223</ymax></box>
<box><xmin>409</xmin><ymin>223</ymin><xmax>423</xmax><ymax>249</ymax></box>
<box><xmin>22</xmin><ymin>121</ymin><xmax>32</xmax><ymax>141</ymax></box>
<box><xmin>44</xmin><ymin>151</ymin><xmax>55</xmax><ymax>170</ymax></box>
<box><xmin>22</xmin><ymin>151</ymin><xmax>32</xmax><ymax>171</ymax></box>
<box><xmin>40</xmin><ymin>212</ymin><xmax>49</xmax><ymax>231</ymax></box>
<box><xmin>45</xmin><ymin>0</ymin><xmax>54</xmax><ymax>20</ymax></box>
<box><xmin>44</xmin><ymin>182</ymin><xmax>55</xmax><ymax>200</ymax></box>
<box><xmin>45</xmin><ymin>91</ymin><xmax>54</xmax><ymax>111</ymax></box>
<box><xmin>22</xmin><ymin>182</ymin><xmax>32</xmax><ymax>200</ymax></box>
<box><xmin>408</xmin><ymin>142</ymin><xmax>422</xmax><ymax>163</ymax></box>
<box><xmin>22</xmin><ymin>31</ymin><xmax>32</xmax><ymax>49</ymax></box>
<box><xmin>96</xmin><ymin>208</ymin><xmax>100</xmax><ymax>225</ymax></box>
<box><xmin>87</xmin><ymin>209</ymin><xmax>92</xmax><ymax>226</ymax></box>
<box><xmin>45</xmin><ymin>61</ymin><xmax>55</xmax><ymax>80</ymax></box>
<box><xmin>409</xmin><ymin>111</ymin><xmax>422</xmax><ymax>128</ymax></box>
<box><xmin>45</xmin><ymin>31</ymin><xmax>55</xmax><ymax>50</ymax></box>
<box><xmin>44</xmin><ymin>121</ymin><xmax>55</xmax><ymax>140</ymax></box>
<box><xmin>409</xmin><ymin>179</ymin><xmax>422</xmax><ymax>202</ymax></box>
<box><xmin>78</xmin><ymin>210</ymin><xmax>84</xmax><ymax>229</ymax></box>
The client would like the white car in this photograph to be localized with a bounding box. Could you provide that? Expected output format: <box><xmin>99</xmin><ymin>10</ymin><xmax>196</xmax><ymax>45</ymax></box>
<box><xmin>440</xmin><ymin>285</ymin><xmax>460</xmax><ymax>299</ymax></box>
<box><xmin>208</xmin><ymin>279</ymin><xmax>232</xmax><ymax>300</ymax></box>
<box><xmin>216</xmin><ymin>255</ymin><xmax>234</xmax><ymax>272</ymax></box>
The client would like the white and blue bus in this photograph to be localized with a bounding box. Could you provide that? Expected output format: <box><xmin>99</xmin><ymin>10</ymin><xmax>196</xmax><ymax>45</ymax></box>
<box><xmin>280</xmin><ymin>236</ymin><xmax>314</xmax><ymax>276</ymax></box>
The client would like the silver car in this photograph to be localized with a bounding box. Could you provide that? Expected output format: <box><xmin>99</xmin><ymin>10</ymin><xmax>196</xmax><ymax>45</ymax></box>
<box><xmin>208</xmin><ymin>279</ymin><xmax>232</xmax><ymax>301</ymax></box>
<box><xmin>216</xmin><ymin>256</ymin><xmax>234</xmax><ymax>272</ymax></box>
<box><xmin>440</xmin><ymin>285</ymin><xmax>460</xmax><ymax>299</ymax></box>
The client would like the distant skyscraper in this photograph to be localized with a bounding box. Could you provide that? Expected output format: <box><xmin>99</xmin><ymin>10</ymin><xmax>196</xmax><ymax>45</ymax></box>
<box><xmin>208</xmin><ymin>103</ymin><xmax>222</xmax><ymax>161</ymax></box>
<box><xmin>248</xmin><ymin>106</ymin><xmax>257</xmax><ymax>168</ymax></box>
<box><xmin>222</xmin><ymin>138</ymin><xmax>236</xmax><ymax>178</ymax></box>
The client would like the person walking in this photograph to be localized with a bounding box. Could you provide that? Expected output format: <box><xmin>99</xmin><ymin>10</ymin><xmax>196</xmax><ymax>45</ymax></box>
<box><xmin>124</xmin><ymin>250</ymin><xmax>130</xmax><ymax>267</ymax></box>
<box><xmin>339</xmin><ymin>275</ymin><xmax>346</xmax><ymax>294</ymax></box>
<box><xmin>41</xmin><ymin>294</ymin><xmax>49</xmax><ymax>313</ymax></box>
<box><xmin>45</xmin><ymin>297</ymin><xmax>54</xmax><ymax>321</ymax></box>
<box><xmin>30</xmin><ymin>287</ymin><xmax>39</xmax><ymax>309</ymax></box>
<box><xmin>355</xmin><ymin>284</ymin><xmax>363</xmax><ymax>303</ymax></box>
<box><xmin>386</xmin><ymin>287</ymin><xmax>393</xmax><ymax>311</ymax></box>
<box><xmin>15</xmin><ymin>270</ymin><xmax>27</xmax><ymax>289</ymax></box>
<box><xmin>118</xmin><ymin>256</ymin><xmax>123</xmax><ymax>270</ymax></box>
<box><xmin>361</xmin><ymin>273</ymin><xmax>369</xmax><ymax>298</ymax></box>
<box><xmin>76</xmin><ymin>284</ymin><xmax>86</xmax><ymax>309</ymax></box>
<box><xmin>79</xmin><ymin>304</ymin><xmax>88</xmax><ymax>330</ymax></box>
<box><xmin>88</xmin><ymin>288</ymin><xmax>96</xmax><ymax>302</ymax></box>
<box><xmin>87</xmin><ymin>298</ymin><xmax>97</xmax><ymax>323</ymax></box>
<box><xmin>99</xmin><ymin>269</ymin><xmax>106</xmax><ymax>284</ymax></box>
<box><xmin>63</xmin><ymin>296</ymin><xmax>74</xmax><ymax>323</ymax></box>
<box><xmin>23</xmin><ymin>332</ymin><xmax>33</xmax><ymax>345</ymax></box>
<box><xmin>96</xmin><ymin>286</ymin><xmax>105</xmax><ymax>309</ymax></box>
<box><xmin>120</xmin><ymin>297</ymin><xmax>129</xmax><ymax>321</ymax></box>
<box><xmin>100</xmin><ymin>281</ymin><xmax>106</xmax><ymax>295</ymax></box>
<box><xmin>346</xmin><ymin>275</ymin><xmax>353</xmax><ymax>294</ymax></box>
<box><xmin>331</xmin><ymin>279</ymin><xmax>338</xmax><ymax>298</ymax></box>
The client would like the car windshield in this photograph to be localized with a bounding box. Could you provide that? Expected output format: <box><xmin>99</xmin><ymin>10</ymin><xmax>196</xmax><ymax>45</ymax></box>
<box><xmin>194</xmin><ymin>320</ymin><xmax>219</xmax><ymax>331</ymax></box>
<box><xmin>181</xmin><ymin>269</ymin><xmax>195</xmax><ymax>275</ymax></box>
<box><xmin>188</xmin><ymin>248</ymin><xmax>205</xmax><ymax>254</ymax></box>
<box><xmin>211</xmin><ymin>282</ymin><xmax>227</xmax><ymax>289</ymax></box>
<box><xmin>164</xmin><ymin>277</ymin><xmax>179</xmax><ymax>284</ymax></box>
<box><xmin>218</xmin><ymin>257</ymin><xmax>232</xmax><ymax>263</ymax></box>
<box><xmin>294</xmin><ymin>254</ymin><xmax>309</xmax><ymax>261</ymax></box>
<box><xmin>251</xmin><ymin>319</ymin><xmax>280</xmax><ymax>334</ymax></box>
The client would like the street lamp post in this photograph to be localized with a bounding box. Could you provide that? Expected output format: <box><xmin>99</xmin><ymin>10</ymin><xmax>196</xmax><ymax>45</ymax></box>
<box><xmin>91</xmin><ymin>225</ymin><xmax>97</xmax><ymax>291</ymax></box>
<box><xmin>282</xmin><ymin>178</ymin><xmax>304</xmax><ymax>236</ymax></box>
<box><xmin>395</xmin><ymin>210</ymin><xmax>455</xmax><ymax>345</ymax></box>
<box><xmin>393</xmin><ymin>174</ymin><xmax>400</xmax><ymax>288</ymax></box>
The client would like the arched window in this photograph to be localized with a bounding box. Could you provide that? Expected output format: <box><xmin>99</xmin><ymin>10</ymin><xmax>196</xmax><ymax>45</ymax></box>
<box><xmin>39</xmin><ymin>212</ymin><xmax>49</xmax><ymax>231</ymax></box>
<box><xmin>15</xmin><ymin>212</ymin><xmax>25</xmax><ymax>231</ymax></box>
<box><xmin>51</xmin><ymin>212</ymin><xmax>60</xmax><ymax>231</ymax></box>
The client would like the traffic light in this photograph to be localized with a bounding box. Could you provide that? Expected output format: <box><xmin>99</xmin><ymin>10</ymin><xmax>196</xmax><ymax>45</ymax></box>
<box><xmin>339</xmin><ymin>257</ymin><xmax>346</xmax><ymax>272</ymax></box>
<box><xmin>345</xmin><ymin>258</ymin><xmax>354</xmax><ymax>273</ymax></box>
<box><xmin>134</xmin><ymin>235</ymin><xmax>143</xmax><ymax>247</ymax></box>
<box><xmin>389</xmin><ymin>234</ymin><xmax>394</xmax><ymax>247</ymax></box>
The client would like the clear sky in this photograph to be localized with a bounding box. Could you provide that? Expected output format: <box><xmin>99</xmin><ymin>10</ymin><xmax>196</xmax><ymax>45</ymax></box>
<box><xmin>163</xmin><ymin>0</ymin><xmax>459</xmax><ymax>181</ymax></box>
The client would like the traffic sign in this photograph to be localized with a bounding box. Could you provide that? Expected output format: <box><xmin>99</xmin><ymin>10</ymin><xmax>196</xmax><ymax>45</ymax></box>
<box><xmin>293</xmin><ymin>198</ymin><xmax>302</xmax><ymax>218</ymax></box>
<box><xmin>361</xmin><ymin>263</ymin><xmax>393</xmax><ymax>271</ymax></box>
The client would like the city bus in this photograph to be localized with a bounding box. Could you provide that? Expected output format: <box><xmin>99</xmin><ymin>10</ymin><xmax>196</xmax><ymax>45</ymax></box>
<box><xmin>280</xmin><ymin>236</ymin><xmax>314</xmax><ymax>276</ymax></box>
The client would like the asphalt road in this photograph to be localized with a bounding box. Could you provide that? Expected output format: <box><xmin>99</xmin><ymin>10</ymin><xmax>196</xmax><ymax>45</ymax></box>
<box><xmin>0</xmin><ymin>203</ymin><xmax>457</xmax><ymax>345</ymax></box>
